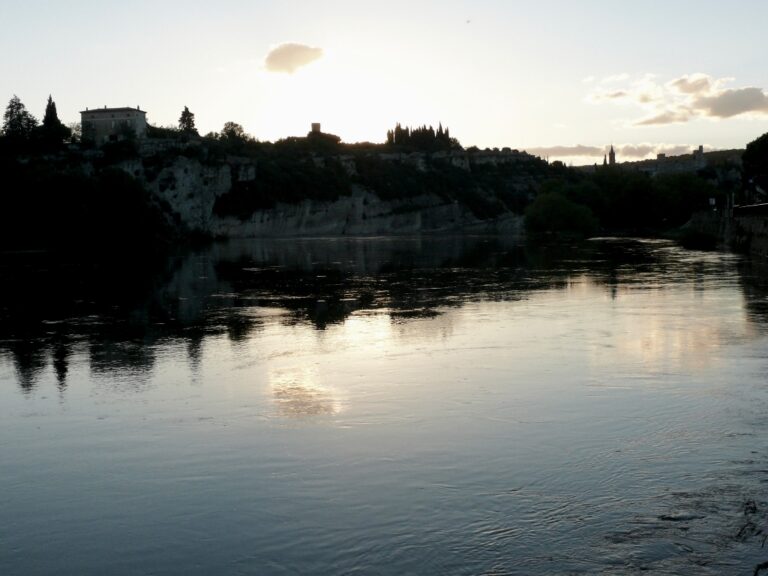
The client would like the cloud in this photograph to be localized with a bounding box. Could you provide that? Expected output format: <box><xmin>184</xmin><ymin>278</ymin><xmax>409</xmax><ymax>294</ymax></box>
<box><xmin>618</xmin><ymin>144</ymin><xmax>693</xmax><ymax>158</ymax></box>
<box><xmin>635</xmin><ymin>110</ymin><xmax>691</xmax><ymax>126</ymax></box>
<box><xmin>265</xmin><ymin>43</ymin><xmax>323</xmax><ymax>74</ymax></box>
<box><xmin>669</xmin><ymin>73</ymin><xmax>712</xmax><ymax>94</ymax></box>
<box><xmin>527</xmin><ymin>143</ymin><xmax>705</xmax><ymax>161</ymax></box>
<box><xmin>526</xmin><ymin>144</ymin><xmax>604</xmax><ymax>157</ymax></box>
<box><xmin>693</xmin><ymin>87</ymin><xmax>768</xmax><ymax>118</ymax></box>
<box><xmin>588</xmin><ymin>72</ymin><xmax>768</xmax><ymax>125</ymax></box>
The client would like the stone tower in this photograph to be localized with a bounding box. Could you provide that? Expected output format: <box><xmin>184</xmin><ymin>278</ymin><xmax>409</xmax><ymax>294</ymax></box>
<box><xmin>609</xmin><ymin>144</ymin><xmax>616</xmax><ymax>165</ymax></box>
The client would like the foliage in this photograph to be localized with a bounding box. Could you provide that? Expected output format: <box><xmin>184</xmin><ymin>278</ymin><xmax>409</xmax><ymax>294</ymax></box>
<box><xmin>0</xmin><ymin>157</ymin><xmax>175</xmax><ymax>252</ymax></box>
<box><xmin>530</xmin><ymin>167</ymin><xmax>722</xmax><ymax>236</ymax></box>
<box><xmin>272</xmin><ymin>132</ymin><xmax>342</xmax><ymax>155</ymax></box>
<box><xmin>525</xmin><ymin>192</ymin><xmax>598</xmax><ymax>240</ymax></box>
<box><xmin>354</xmin><ymin>155</ymin><xmax>505</xmax><ymax>218</ymax></box>
<box><xmin>386</xmin><ymin>123</ymin><xmax>460</xmax><ymax>152</ymax></box>
<box><xmin>2</xmin><ymin>95</ymin><xmax>38</xmax><ymax>141</ymax></box>
<box><xmin>213</xmin><ymin>157</ymin><xmax>352</xmax><ymax>219</ymax></box>
<box><xmin>221</xmin><ymin>121</ymin><xmax>247</xmax><ymax>141</ymax></box>
<box><xmin>743</xmin><ymin>132</ymin><xmax>768</xmax><ymax>202</ymax></box>
<box><xmin>146</xmin><ymin>124</ymin><xmax>185</xmax><ymax>142</ymax></box>
<box><xmin>99</xmin><ymin>138</ymin><xmax>140</xmax><ymax>164</ymax></box>
<box><xmin>178</xmin><ymin>106</ymin><xmax>197</xmax><ymax>135</ymax></box>
<box><xmin>41</xmin><ymin>95</ymin><xmax>71</xmax><ymax>147</ymax></box>
<box><xmin>68</xmin><ymin>122</ymin><xmax>82</xmax><ymax>144</ymax></box>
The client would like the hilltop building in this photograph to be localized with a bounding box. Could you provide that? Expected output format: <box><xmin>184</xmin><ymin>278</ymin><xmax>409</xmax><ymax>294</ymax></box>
<box><xmin>81</xmin><ymin>106</ymin><xmax>147</xmax><ymax>146</ymax></box>
<box><xmin>602</xmin><ymin>145</ymin><xmax>616</xmax><ymax>166</ymax></box>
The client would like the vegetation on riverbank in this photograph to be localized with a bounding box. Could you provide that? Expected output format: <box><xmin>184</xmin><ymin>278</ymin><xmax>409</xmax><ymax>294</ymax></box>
<box><xmin>525</xmin><ymin>168</ymin><xmax>725</xmax><ymax>240</ymax></box>
<box><xmin>0</xmin><ymin>94</ymin><xmax>760</xmax><ymax>251</ymax></box>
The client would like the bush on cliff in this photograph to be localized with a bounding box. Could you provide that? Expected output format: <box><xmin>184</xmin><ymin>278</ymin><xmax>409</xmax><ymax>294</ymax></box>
<box><xmin>525</xmin><ymin>192</ymin><xmax>598</xmax><ymax>240</ymax></box>
<box><xmin>213</xmin><ymin>157</ymin><xmax>352</xmax><ymax>220</ymax></box>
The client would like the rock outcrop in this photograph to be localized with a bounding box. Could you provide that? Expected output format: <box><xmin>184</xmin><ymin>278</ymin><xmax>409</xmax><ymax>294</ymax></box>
<box><xmin>120</xmin><ymin>149</ymin><xmax>538</xmax><ymax>239</ymax></box>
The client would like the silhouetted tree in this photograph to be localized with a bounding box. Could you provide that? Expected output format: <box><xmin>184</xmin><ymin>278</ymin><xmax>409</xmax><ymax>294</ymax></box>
<box><xmin>743</xmin><ymin>132</ymin><xmax>768</xmax><ymax>203</ymax></box>
<box><xmin>41</xmin><ymin>95</ymin><xmax>71</xmax><ymax>146</ymax></box>
<box><xmin>221</xmin><ymin>121</ymin><xmax>247</xmax><ymax>141</ymax></box>
<box><xmin>2</xmin><ymin>95</ymin><xmax>38</xmax><ymax>140</ymax></box>
<box><xmin>525</xmin><ymin>192</ymin><xmax>598</xmax><ymax>240</ymax></box>
<box><xmin>386</xmin><ymin>122</ymin><xmax>458</xmax><ymax>151</ymax></box>
<box><xmin>178</xmin><ymin>106</ymin><xmax>197</xmax><ymax>134</ymax></box>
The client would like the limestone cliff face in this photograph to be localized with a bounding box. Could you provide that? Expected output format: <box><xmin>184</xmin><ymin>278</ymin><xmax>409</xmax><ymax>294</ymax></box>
<box><xmin>141</xmin><ymin>156</ymin><xmax>232</xmax><ymax>232</ymax></box>
<box><xmin>131</xmin><ymin>153</ymin><xmax>527</xmax><ymax>239</ymax></box>
<box><xmin>209</xmin><ymin>188</ymin><xmax>524</xmax><ymax>238</ymax></box>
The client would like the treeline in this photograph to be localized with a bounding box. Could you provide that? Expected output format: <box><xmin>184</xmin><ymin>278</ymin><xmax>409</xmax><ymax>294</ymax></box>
<box><xmin>0</xmin><ymin>95</ymin><xmax>72</xmax><ymax>153</ymax></box>
<box><xmin>525</xmin><ymin>167</ymin><xmax>724</xmax><ymax>240</ymax></box>
<box><xmin>386</xmin><ymin>123</ymin><xmax>459</xmax><ymax>152</ymax></box>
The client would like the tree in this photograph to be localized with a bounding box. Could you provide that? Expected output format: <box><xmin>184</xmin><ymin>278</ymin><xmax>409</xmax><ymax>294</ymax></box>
<box><xmin>41</xmin><ymin>95</ymin><xmax>71</xmax><ymax>146</ymax></box>
<box><xmin>525</xmin><ymin>192</ymin><xmax>598</xmax><ymax>240</ymax></box>
<box><xmin>2</xmin><ymin>95</ymin><xmax>38</xmax><ymax>140</ymax></box>
<box><xmin>221</xmin><ymin>121</ymin><xmax>247</xmax><ymax>141</ymax></box>
<box><xmin>178</xmin><ymin>106</ymin><xmax>197</xmax><ymax>134</ymax></box>
<box><xmin>385</xmin><ymin>122</ymin><xmax>458</xmax><ymax>151</ymax></box>
<box><xmin>743</xmin><ymin>132</ymin><xmax>768</xmax><ymax>203</ymax></box>
<box><xmin>68</xmin><ymin>122</ymin><xmax>82</xmax><ymax>143</ymax></box>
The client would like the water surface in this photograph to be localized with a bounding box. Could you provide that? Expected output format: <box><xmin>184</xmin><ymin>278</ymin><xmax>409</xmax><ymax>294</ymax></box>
<box><xmin>2</xmin><ymin>236</ymin><xmax>768</xmax><ymax>575</ymax></box>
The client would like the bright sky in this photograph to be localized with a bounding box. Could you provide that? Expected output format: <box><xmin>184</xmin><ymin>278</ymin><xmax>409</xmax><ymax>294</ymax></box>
<box><xmin>2</xmin><ymin>0</ymin><xmax>768</xmax><ymax>164</ymax></box>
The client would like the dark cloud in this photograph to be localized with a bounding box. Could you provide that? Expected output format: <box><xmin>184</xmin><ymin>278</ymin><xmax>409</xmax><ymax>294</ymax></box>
<box><xmin>693</xmin><ymin>87</ymin><xmax>768</xmax><ymax>118</ymax></box>
<box><xmin>265</xmin><ymin>43</ymin><xmax>323</xmax><ymax>74</ymax></box>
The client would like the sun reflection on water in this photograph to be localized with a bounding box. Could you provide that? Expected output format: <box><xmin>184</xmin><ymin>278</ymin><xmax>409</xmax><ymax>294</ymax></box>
<box><xmin>268</xmin><ymin>367</ymin><xmax>342</xmax><ymax>418</ymax></box>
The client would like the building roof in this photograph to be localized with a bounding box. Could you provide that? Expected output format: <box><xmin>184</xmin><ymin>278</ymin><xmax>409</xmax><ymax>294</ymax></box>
<box><xmin>80</xmin><ymin>107</ymin><xmax>146</xmax><ymax>115</ymax></box>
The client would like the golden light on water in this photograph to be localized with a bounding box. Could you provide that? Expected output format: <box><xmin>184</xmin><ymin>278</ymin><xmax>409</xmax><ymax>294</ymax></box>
<box><xmin>268</xmin><ymin>366</ymin><xmax>343</xmax><ymax>418</ymax></box>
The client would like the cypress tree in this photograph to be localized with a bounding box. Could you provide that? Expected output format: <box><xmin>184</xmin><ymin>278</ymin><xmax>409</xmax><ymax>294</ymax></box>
<box><xmin>41</xmin><ymin>95</ymin><xmax>70</xmax><ymax>145</ymax></box>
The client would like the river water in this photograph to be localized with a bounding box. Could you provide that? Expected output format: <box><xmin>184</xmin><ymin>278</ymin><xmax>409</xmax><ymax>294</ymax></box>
<box><xmin>2</xmin><ymin>236</ymin><xmax>768</xmax><ymax>575</ymax></box>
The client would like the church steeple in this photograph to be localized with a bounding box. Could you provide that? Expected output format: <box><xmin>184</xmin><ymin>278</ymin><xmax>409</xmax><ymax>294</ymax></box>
<box><xmin>609</xmin><ymin>144</ymin><xmax>616</xmax><ymax>165</ymax></box>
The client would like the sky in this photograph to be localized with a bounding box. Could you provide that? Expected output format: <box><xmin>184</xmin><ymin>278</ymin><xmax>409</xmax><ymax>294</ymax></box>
<box><xmin>2</xmin><ymin>0</ymin><xmax>768</xmax><ymax>164</ymax></box>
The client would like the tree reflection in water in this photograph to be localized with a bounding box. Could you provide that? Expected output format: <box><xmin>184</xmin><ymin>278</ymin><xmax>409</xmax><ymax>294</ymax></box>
<box><xmin>0</xmin><ymin>236</ymin><xmax>764</xmax><ymax>394</ymax></box>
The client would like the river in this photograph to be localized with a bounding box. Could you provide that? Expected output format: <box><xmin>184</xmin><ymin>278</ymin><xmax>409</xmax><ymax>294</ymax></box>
<box><xmin>2</xmin><ymin>236</ymin><xmax>768</xmax><ymax>575</ymax></box>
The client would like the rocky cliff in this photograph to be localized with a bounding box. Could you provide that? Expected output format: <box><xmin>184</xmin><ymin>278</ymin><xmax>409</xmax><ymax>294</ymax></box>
<box><xmin>123</xmin><ymin>149</ymin><xmax>538</xmax><ymax>239</ymax></box>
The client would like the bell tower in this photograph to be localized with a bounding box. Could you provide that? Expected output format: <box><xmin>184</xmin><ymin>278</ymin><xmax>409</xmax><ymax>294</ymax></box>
<box><xmin>609</xmin><ymin>144</ymin><xmax>616</xmax><ymax>165</ymax></box>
